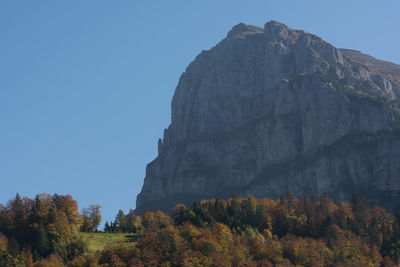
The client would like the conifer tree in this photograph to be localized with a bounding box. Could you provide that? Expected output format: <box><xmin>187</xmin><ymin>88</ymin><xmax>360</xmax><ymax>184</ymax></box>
<box><xmin>115</xmin><ymin>210</ymin><xmax>127</xmax><ymax>232</ymax></box>
<box><xmin>126</xmin><ymin>209</ymin><xmax>137</xmax><ymax>233</ymax></box>
<box><xmin>36</xmin><ymin>223</ymin><xmax>48</xmax><ymax>256</ymax></box>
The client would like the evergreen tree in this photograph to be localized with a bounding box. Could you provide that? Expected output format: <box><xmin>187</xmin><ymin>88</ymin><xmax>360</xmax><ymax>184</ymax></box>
<box><xmin>12</xmin><ymin>193</ymin><xmax>26</xmax><ymax>244</ymax></box>
<box><xmin>114</xmin><ymin>210</ymin><xmax>127</xmax><ymax>232</ymax></box>
<box><xmin>36</xmin><ymin>223</ymin><xmax>49</xmax><ymax>256</ymax></box>
<box><xmin>126</xmin><ymin>209</ymin><xmax>137</xmax><ymax>233</ymax></box>
<box><xmin>104</xmin><ymin>221</ymin><xmax>110</xmax><ymax>233</ymax></box>
<box><xmin>109</xmin><ymin>221</ymin><xmax>115</xmax><ymax>233</ymax></box>
<box><xmin>286</xmin><ymin>189</ymin><xmax>293</xmax><ymax>202</ymax></box>
<box><xmin>351</xmin><ymin>194</ymin><xmax>369</xmax><ymax>235</ymax></box>
<box><xmin>52</xmin><ymin>193</ymin><xmax>62</xmax><ymax>209</ymax></box>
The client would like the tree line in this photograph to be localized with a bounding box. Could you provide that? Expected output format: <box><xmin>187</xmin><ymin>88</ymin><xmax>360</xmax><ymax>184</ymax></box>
<box><xmin>70</xmin><ymin>193</ymin><xmax>400</xmax><ymax>266</ymax></box>
<box><xmin>103</xmin><ymin>209</ymin><xmax>143</xmax><ymax>233</ymax></box>
<box><xmin>0</xmin><ymin>193</ymin><xmax>86</xmax><ymax>266</ymax></box>
<box><xmin>2</xmin><ymin>192</ymin><xmax>400</xmax><ymax>266</ymax></box>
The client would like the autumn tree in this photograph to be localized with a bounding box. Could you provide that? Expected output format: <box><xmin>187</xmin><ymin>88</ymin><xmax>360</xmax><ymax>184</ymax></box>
<box><xmin>0</xmin><ymin>193</ymin><xmax>85</xmax><ymax>263</ymax></box>
<box><xmin>80</xmin><ymin>204</ymin><xmax>102</xmax><ymax>232</ymax></box>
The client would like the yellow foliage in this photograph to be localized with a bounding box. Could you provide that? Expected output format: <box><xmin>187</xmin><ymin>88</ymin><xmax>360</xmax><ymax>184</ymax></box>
<box><xmin>0</xmin><ymin>233</ymin><xmax>8</xmax><ymax>251</ymax></box>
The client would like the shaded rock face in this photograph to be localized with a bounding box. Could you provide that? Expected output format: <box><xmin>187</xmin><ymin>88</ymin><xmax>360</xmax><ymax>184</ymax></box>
<box><xmin>136</xmin><ymin>21</ymin><xmax>400</xmax><ymax>213</ymax></box>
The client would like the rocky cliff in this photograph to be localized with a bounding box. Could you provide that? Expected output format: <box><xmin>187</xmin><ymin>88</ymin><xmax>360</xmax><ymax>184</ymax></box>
<box><xmin>136</xmin><ymin>21</ymin><xmax>400</xmax><ymax>213</ymax></box>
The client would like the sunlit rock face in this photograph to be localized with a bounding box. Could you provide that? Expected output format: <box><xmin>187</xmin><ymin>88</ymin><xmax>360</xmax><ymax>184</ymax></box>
<box><xmin>136</xmin><ymin>21</ymin><xmax>400</xmax><ymax>214</ymax></box>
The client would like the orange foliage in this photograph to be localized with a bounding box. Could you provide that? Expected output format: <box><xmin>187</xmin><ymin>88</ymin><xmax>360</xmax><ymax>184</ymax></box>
<box><xmin>34</xmin><ymin>254</ymin><xmax>64</xmax><ymax>267</ymax></box>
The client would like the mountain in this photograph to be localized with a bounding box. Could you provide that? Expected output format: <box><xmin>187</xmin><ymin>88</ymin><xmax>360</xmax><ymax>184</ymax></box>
<box><xmin>136</xmin><ymin>21</ymin><xmax>400</xmax><ymax>214</ymax></box>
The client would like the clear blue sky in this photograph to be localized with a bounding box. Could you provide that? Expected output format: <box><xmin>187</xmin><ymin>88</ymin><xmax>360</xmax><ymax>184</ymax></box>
<box><xmin>1</xmin><ymin>1</ymin><xmax>400</xmax><ymax>226</ymax></box>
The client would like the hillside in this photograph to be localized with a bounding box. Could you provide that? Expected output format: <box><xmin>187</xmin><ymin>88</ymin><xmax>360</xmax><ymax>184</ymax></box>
<box><xmin>1</xmin><ymin>193</ymin><xmax>400</xmax><ymax>266</ymax></box>
<box><xmin>81</xmin><ymin>232</ymin><xmax>137</xmax><ymax>255</ymax></box>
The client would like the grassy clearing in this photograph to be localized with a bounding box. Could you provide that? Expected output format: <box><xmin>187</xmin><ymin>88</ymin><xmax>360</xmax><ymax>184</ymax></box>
<box><xmin>81</xmin><ymin>232</ymin><xmax>138</xmax><ymax>255</ymax></box>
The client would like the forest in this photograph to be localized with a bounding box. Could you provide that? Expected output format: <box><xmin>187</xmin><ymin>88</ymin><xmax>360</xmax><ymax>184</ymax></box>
<box><xmin>1</xmin><ymin>192</ymin><xmax>400</xmax><ymax>266</ymax></box>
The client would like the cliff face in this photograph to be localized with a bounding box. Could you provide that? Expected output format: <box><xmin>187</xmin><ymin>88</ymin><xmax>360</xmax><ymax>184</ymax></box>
<box><xmin>136</xmin><ymin>21</ymin><xmax>400</xmax><ymax>213</ymax></box>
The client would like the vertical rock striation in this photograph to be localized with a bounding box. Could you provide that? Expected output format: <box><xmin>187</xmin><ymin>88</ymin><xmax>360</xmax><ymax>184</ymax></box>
<box><xmin>136</xmin><ymin>21</ymin><xmax>400</xmax><ymax>213</ymax></box>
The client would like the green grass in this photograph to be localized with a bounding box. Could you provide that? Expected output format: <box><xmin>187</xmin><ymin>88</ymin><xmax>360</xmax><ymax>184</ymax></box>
<box><xmin>81</xmin><ymin>232</ymin><xmax>138</xmax><ymax>255</ymax></box>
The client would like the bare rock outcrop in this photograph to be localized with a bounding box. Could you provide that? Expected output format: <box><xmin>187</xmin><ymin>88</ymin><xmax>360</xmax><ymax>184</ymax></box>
<box><xmin>136</xmin><ymin>21</ymin><xmax>400</xmax><ymax>213</ymax></box>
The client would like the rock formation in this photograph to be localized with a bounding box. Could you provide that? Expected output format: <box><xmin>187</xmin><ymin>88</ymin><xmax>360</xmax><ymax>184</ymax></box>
<box><xmin>136</xmin><ymin>21</ymin><xmax>400</xmax><ymax>213</ymax></box>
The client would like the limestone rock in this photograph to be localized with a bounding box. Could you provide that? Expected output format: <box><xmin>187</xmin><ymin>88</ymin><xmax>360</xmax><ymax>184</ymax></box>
<box><xmin>136</xmin><ymin>21</ymin><xmax>400</xmax><ymax>213</ymax></box>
